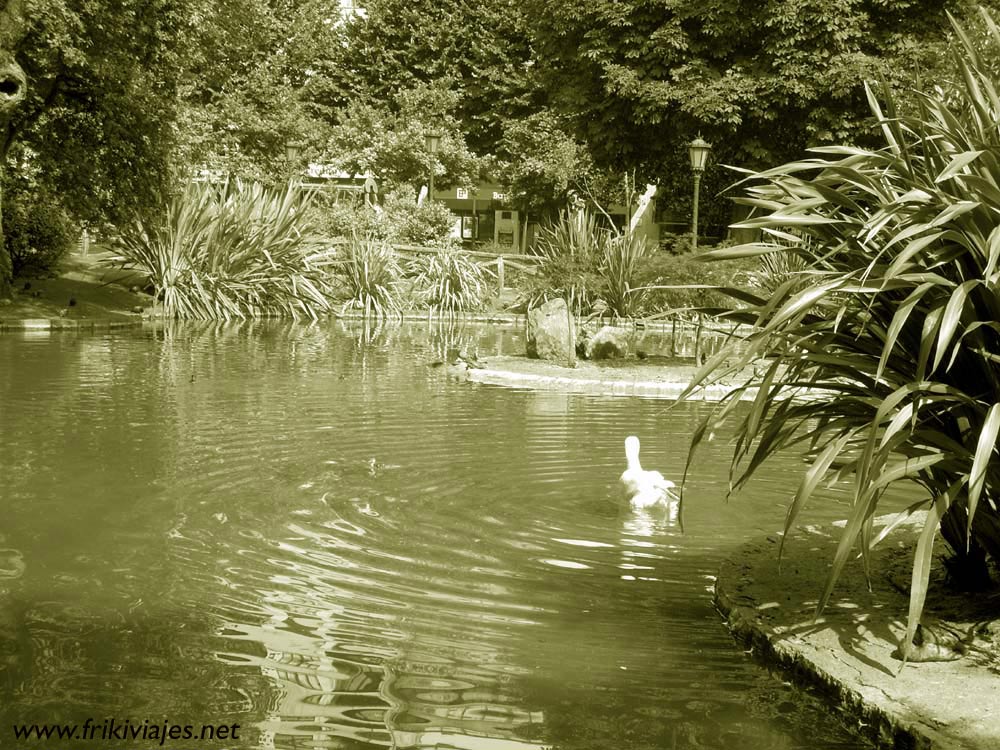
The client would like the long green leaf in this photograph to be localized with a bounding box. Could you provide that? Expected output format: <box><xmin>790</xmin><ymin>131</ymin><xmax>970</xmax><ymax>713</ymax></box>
<box><xmin>967</xmin><ymin>402</ymin><xmax>1000</xmax><ymax>542</ymax></box>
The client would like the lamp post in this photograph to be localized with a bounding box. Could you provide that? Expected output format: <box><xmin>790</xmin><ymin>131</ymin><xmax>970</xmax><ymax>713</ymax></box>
<box><xmin>688</xmin><ymin>136</ymin><xmax>712</xmax><ymax>251</ymax></box>
<box><xmin>424</xmin><ymin>132</ymin><xmax>441</xmax><ymax>200</ymax></box>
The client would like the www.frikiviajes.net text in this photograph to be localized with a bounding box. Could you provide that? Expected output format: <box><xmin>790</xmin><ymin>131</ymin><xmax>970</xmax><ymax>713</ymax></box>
<box><xmin>12</xmin><ymin>718</ymin><xmax>241</xmax><ymax>745</ymax></box>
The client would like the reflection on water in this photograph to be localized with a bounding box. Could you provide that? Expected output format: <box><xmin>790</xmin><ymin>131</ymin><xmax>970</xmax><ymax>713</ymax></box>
<box><xmin>0</xmin><ymin>320</ymin><xmax>882</xmax><ymax>749</ymax></box>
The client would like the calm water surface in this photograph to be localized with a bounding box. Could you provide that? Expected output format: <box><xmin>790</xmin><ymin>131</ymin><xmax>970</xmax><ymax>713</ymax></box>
<box><xmin>0</xmin><ymin>321</ymin><xmax>877</xmax><ymax>749</ymax></box>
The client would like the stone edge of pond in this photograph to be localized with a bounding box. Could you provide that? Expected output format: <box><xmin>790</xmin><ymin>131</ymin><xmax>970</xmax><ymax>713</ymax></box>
<box><xmin>0</xmin><ymin>317</ymin><xmax>143</xmax><ymax>332</ymax></box>
<box><xmin>714</xmin><ymin>525</ymin><xmax>994</xmax><ymax>750</ymax></box>
<box><xmin>334</xmin><ymin>310</ymin><xmax>733</xmax><ymax>334</ymax></box>
<box><xmin>467</xmin><ymin>366</ymin><xmax>748</xmax><ymax>400</ymax></box>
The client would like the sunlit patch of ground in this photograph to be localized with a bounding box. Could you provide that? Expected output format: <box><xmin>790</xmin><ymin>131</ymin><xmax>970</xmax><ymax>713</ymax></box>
<box><xmin>0</xmin><ymin>251</ymin><xmax>150</xmax><ymax>322</ymax></box>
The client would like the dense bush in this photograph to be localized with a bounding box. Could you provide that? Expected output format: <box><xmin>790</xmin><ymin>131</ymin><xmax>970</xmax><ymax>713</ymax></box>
<box><xmin>3</xmin><ymin>186</ymin><xmax>75</xmax><ymax>278</ymax></box>
<box><xmin>683</xmin><ymin>9</ymin><xmax>1000</xmax><ymax>661</ymax></box>
<box><xmin>110</xmin><ymin>179</ymin><xmax>334</xmax><ymax>319</ymax></box>
<box><xmin>634</xmin><ymin>250</ymin><xmax>755</xmax><ymax>316</ymax></box>
<box><xmin>334</xmin><ymin>234</ymin><xmax>404</xmax><ymax>318</ymax></box>
<box><xmin>311</xmin><ymin>186</ymin><xmax>454</xmax><ymax>247</ymax></box>
<box><xmin>412</xmin><ymin>244</ymin><xmax>489</xmax><ymax>314</ymax></box>
<box><xmin>380</xmin><ymin>186</ymin><xmax>454</xmax><ymax>245</ymax></box>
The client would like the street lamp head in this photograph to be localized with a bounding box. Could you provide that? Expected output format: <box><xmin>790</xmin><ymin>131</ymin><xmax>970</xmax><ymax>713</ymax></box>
<box><xmin>285</xmin><ymin>141</ymin><xmax>300</xmax><ymax>163</ymax></box>
<box><xmin>425</xmin><ymin>132</ymin><xmax>442</xmax><ymax>154</ymax></box>
<box><xmin>688</xmin><ymin>136</ymin><xmax>712</xmax><ymax>173</ymax></box>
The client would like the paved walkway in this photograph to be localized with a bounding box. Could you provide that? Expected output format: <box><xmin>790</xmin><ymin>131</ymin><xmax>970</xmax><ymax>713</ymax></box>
<box><xmin>715</xmin><ymin>519</ymin><xmax>1000</xmax><ymax>749</ymax></box>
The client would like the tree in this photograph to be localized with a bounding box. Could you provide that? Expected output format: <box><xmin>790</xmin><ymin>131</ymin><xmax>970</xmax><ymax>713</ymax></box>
<box><xmin>325</xmin><ymin>80</ymin><xmax>481</xmax><ymax>193</ymax></box>
<box><xmin>175</xmin><ymin>0</ymin><xmax>340</xmax><ymax>181</ymax></box>
<box><xmin>497</xmin><ymin>111</ymin><xmax>593</xmax><ymax>219</ymax></box>
<box><xmin>526</xmin><ymin>0</ymin><xmax>984</xmax><ymax>228</ymax></box>
<box><xmin>0</xmin><ymin>0</ymin><xmax>204</xmax><ymax>297</ymax></box>
<box><xmin>0</xmin><ymin>0</ymin><xmax>29</xmax><ymax>297</ymax></box>
<box><xmin>330</xmin><ymin>0</ymin><xmax>540</xmax><ymax>156</ymax></box>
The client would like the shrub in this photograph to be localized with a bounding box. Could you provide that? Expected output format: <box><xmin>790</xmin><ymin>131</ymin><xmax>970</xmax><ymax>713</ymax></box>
<box><xmin>601</xmin><ymin>230</ymin><xmax>654</xmax><ymax>317</ymax></box>
<box><xmin>334</xmin><ymin>234</ymin><xmax>403</xmax><ymax>318</ymax></box>
<box><xmin>3</xmin><ymin>186</ymin><xmax>75</xmax><ymax>278</ymax></box>
<box><xmin>412</xmin><ymin>244</ymin><xmax>489</xmax><ymax>314</ymax></box>
<box><xmin>531</xmin><ymin>210</ymin><xmax>607</xmax><ymax>314</ymax></box>
<box><xmin>682</xmin><ymin>8</ymin><xmax>1000</xmax><ymax>661</ymax></box>
<box><xmin>310</xmin><ymin>185</ymin><xmax>454</xmax><ymax>247</ymax></box>
<box><xmin>634</xmin><ymin>251</ymin><xmax>755</xmax><ymax>316</ymax></box>
<box><xmin>110</xmin><ymin>179</ymin><xmax>334</xmax><ymax>319</ymax></box>
<box><xmin>308</xmin><ymin>193</ymin><xmax>381</xmax><ymax>240</ymax></box>
<box><xmin>380</xmin><ymin>186</ymin><xmax>454</xmax><ymax>245</ymax></box>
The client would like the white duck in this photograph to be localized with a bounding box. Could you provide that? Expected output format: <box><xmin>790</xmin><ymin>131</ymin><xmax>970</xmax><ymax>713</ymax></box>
<box><xmin>620</xmin><ymin>435</ymin><xmax>678</xmax><ymax>508</ymax></box>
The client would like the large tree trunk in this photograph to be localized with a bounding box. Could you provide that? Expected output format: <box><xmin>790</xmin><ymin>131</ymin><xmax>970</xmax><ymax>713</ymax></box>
<box><xmin>0</xmin><ymin>0</ymin><xmax>29</xmax><ymax>298</ymax></box>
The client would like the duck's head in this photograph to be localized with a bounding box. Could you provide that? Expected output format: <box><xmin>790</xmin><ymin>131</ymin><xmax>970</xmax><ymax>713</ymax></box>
<box><xmin>624</xmin><ymin>435</ymin><xmax>641</xmax><ymax>467</ymax></box>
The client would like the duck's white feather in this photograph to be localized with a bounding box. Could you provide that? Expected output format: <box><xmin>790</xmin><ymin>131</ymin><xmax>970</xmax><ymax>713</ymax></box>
<box><xmin>620</xmin><ymin>435</ymin><xmax>677</xmax><ymax>508</ymax></box>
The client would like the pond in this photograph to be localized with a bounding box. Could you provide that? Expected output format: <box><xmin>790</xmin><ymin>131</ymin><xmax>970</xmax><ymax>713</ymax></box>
<box><xmin>0</xmin><ymin>320</ymin><xmax>883</xmax><ymax>749</ymax></box>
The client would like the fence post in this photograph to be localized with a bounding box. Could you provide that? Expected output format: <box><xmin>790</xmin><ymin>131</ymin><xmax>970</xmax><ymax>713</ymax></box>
<box><xmin>497</xmin><ymin>255</ymin><xmax>505</xmax><ymax>291</ymax></box>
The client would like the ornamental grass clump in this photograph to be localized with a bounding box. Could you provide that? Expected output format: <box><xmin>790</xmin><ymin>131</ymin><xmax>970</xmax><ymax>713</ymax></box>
<box><xmin>682</xmin><ymin>9</ymin><xmax>1000</xmax><ymax>662</ymax></box>
<box><xmin>335</xmin><ymin>233</ymin><xmax>403</xmax><ymax>319</ymax></box>
<box><xmin>111</xmin><ymin>179</ymin><xmax>334</xmax><ymax>319</ymax></box>
<box><xmin>601</xmin><ymin>230</ymin><xmax>653</xmax><ymax>317</ymax></box>
<box><xmin>413</xmin><ymin>244</ymin><xmax>489</xmax><ymax>315</ymax></box>
<box><xmin>532</xmin><ymin>209</ymin><xmax>653</xmax><ymax>317</ymax></box>
<box><xmin>533</xmin><ymin>209</ymin><xmax>606</xmax><ymax>315</ymax></box>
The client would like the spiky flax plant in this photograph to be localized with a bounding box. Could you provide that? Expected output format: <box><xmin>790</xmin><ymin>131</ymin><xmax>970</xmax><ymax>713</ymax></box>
<box><xmin>682</xmin><ymin>9</ymin><xmax>1000</xmax><ymax>662</ymax></box>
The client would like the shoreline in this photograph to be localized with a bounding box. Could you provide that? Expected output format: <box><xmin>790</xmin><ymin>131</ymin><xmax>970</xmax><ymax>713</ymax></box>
<box><xmin>466</xmin><ymin>355</ymin><xmax>757</xmax><ymax>401</ymax></box>
<box><xmin>714</xmin><ymin>518</ymin><xmax>1000</xmax><ymax>749</ymax></box>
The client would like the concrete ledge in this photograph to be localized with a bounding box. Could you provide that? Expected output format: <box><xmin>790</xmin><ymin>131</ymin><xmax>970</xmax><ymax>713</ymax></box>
<box><xmin>714</xmin><ymin>520</ymin><xmax>1000</xmax><ymax>749</ymax></box>
<box><xmin>0</xmin><ymin>317</ymin><xmax>142</xmax><ymax>332</ymax></box>
<box><xmin>465</xmin><ymin>355</ymin><xmax>757</xmax><ymax>401</ymax></box>
<box><xmin>469</xmin><ymin>366</ymin><xmax>745</xmax><ymax>400</ymax></box>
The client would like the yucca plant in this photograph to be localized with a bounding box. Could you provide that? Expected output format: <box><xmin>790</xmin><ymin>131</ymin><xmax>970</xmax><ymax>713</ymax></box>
<box><xmin>600</xmin><ymin>230</ymin><xmax>653</xmax><ymax>317</ymax></box>
<box><xmin>335</xmin><ymin>233</ymin><xmax>403</xmax><ymax>319</ymax></box>
<box><xmin>413</xmin><ymin>244</ymin><xmax>489</xmax><ymax>315</ymax></box>
<box><xmin>110</xmin><ymin>179</ymin><xmax>334</xmax><ymax>319</ymax></box>
<box><xmin>533</xmin><ymin>209</ymin><xmax>606</xmax><ymax>315</ymax></box>
<box><xmin>682</xmin><ymin>9</ymin><xmax>1000</xmax><ymax>662</ymax></box>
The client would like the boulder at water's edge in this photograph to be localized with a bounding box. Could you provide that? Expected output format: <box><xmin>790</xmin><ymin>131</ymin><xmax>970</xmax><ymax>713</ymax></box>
<box><xmin>526</xmin><ymin>298</ymin><xmax>575</xmax><ymax>364</ymax></box>
<box><xmin>584</xmin><ymin>325</ymin><xmax>630</xmax><ymax>360</ymax></box>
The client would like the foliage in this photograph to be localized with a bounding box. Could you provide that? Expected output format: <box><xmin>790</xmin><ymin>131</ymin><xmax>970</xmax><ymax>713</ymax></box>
<box><xmin>0</xmin><ymin>0</ymin><xmax>206</xmax><ymax>295</ymax></box>
<box><xmin>381</xmin><ymin>187</ymin><xmax>455</xmax><ymax>246</ymax></box>
<box><xmin>110</xmin><ymin>179</ymin><xmax>333</xmax><ymax>319</ymax></box>
<box><xmin>308</xmin><ymin>194</ymin><xmax>381</xmax><ymax>241</ymax></box>
<box><xmin>174</xmin><ymin>0</ymin><xmax>339</xmax><ymax>182</ymax></box>
<box><xmin>634</xmin><ymin>250</ymin><xmax>754</xmax><ymax>315</ymax></box>
<box><xmin>531</xmin><ymin>210</ymin><xmax>607</xmax><ymax>315</ymax></box>
<box><xmin>334</xmin><ymin>234</ymin><xmax>404</xmax><ymax>318</ymax></box>
<box><xmin>2</xmin><ymin>180</ymin><xmax>74</xmax><ymax>278</ymax></box>
<box><xmin>312</xmin><ymin>186</ymin><xmax>454</xmax><ymax>247</ymax></box>
<box><xmin>412</xmin><ymin>245</ymin><xmax>489</xmax><ymax>314</ymax></box>
<box><xmin>331</xmin><ymin>0</ymin><xmax>540</xmax><ymax>155</ymax></box>
<box><xmin>601</xmin><ymin>230</ymin><xmax>654</xmax><ymax>318</ymax></box>
<box><xmin>682</xmin><ymin>9</ymin><xmax>1000</xmax><ymax>661</ymax></box>
<box><xmin>497</xmin><ymin>111</ymin><xmax>593</xmax><ymax>218</ymax></box>
<box><xmin>525</xmin><ymin>0</ymin><xmax>984</xmax><ymax>229</ymax></box>
<box><xmin>5</xmin><ymin>0</ymin><xmax>203</xmax><ymax>223</ymax></box>
<box><xmin>325</xmin><ymin>81</ymin><xmax>481</xmax><ymax>194</ymax></box>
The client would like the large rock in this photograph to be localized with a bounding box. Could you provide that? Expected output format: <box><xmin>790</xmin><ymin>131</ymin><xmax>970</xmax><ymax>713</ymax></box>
<box><xmin>584</xmin><ymin>325</ymin><xmax>630</xmax><ymax>360</ymax></box>
<box><xmin>526</xmin><ymin>297</ymin><xmax>576</xmax><ymax>364</ymax></box>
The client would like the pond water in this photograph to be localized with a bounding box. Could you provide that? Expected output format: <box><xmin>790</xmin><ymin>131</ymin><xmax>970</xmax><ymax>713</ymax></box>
<box><xmin>0</xmin><ymin>321</ymin><xmax>881</xmax><ymax>749</ymax></box>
